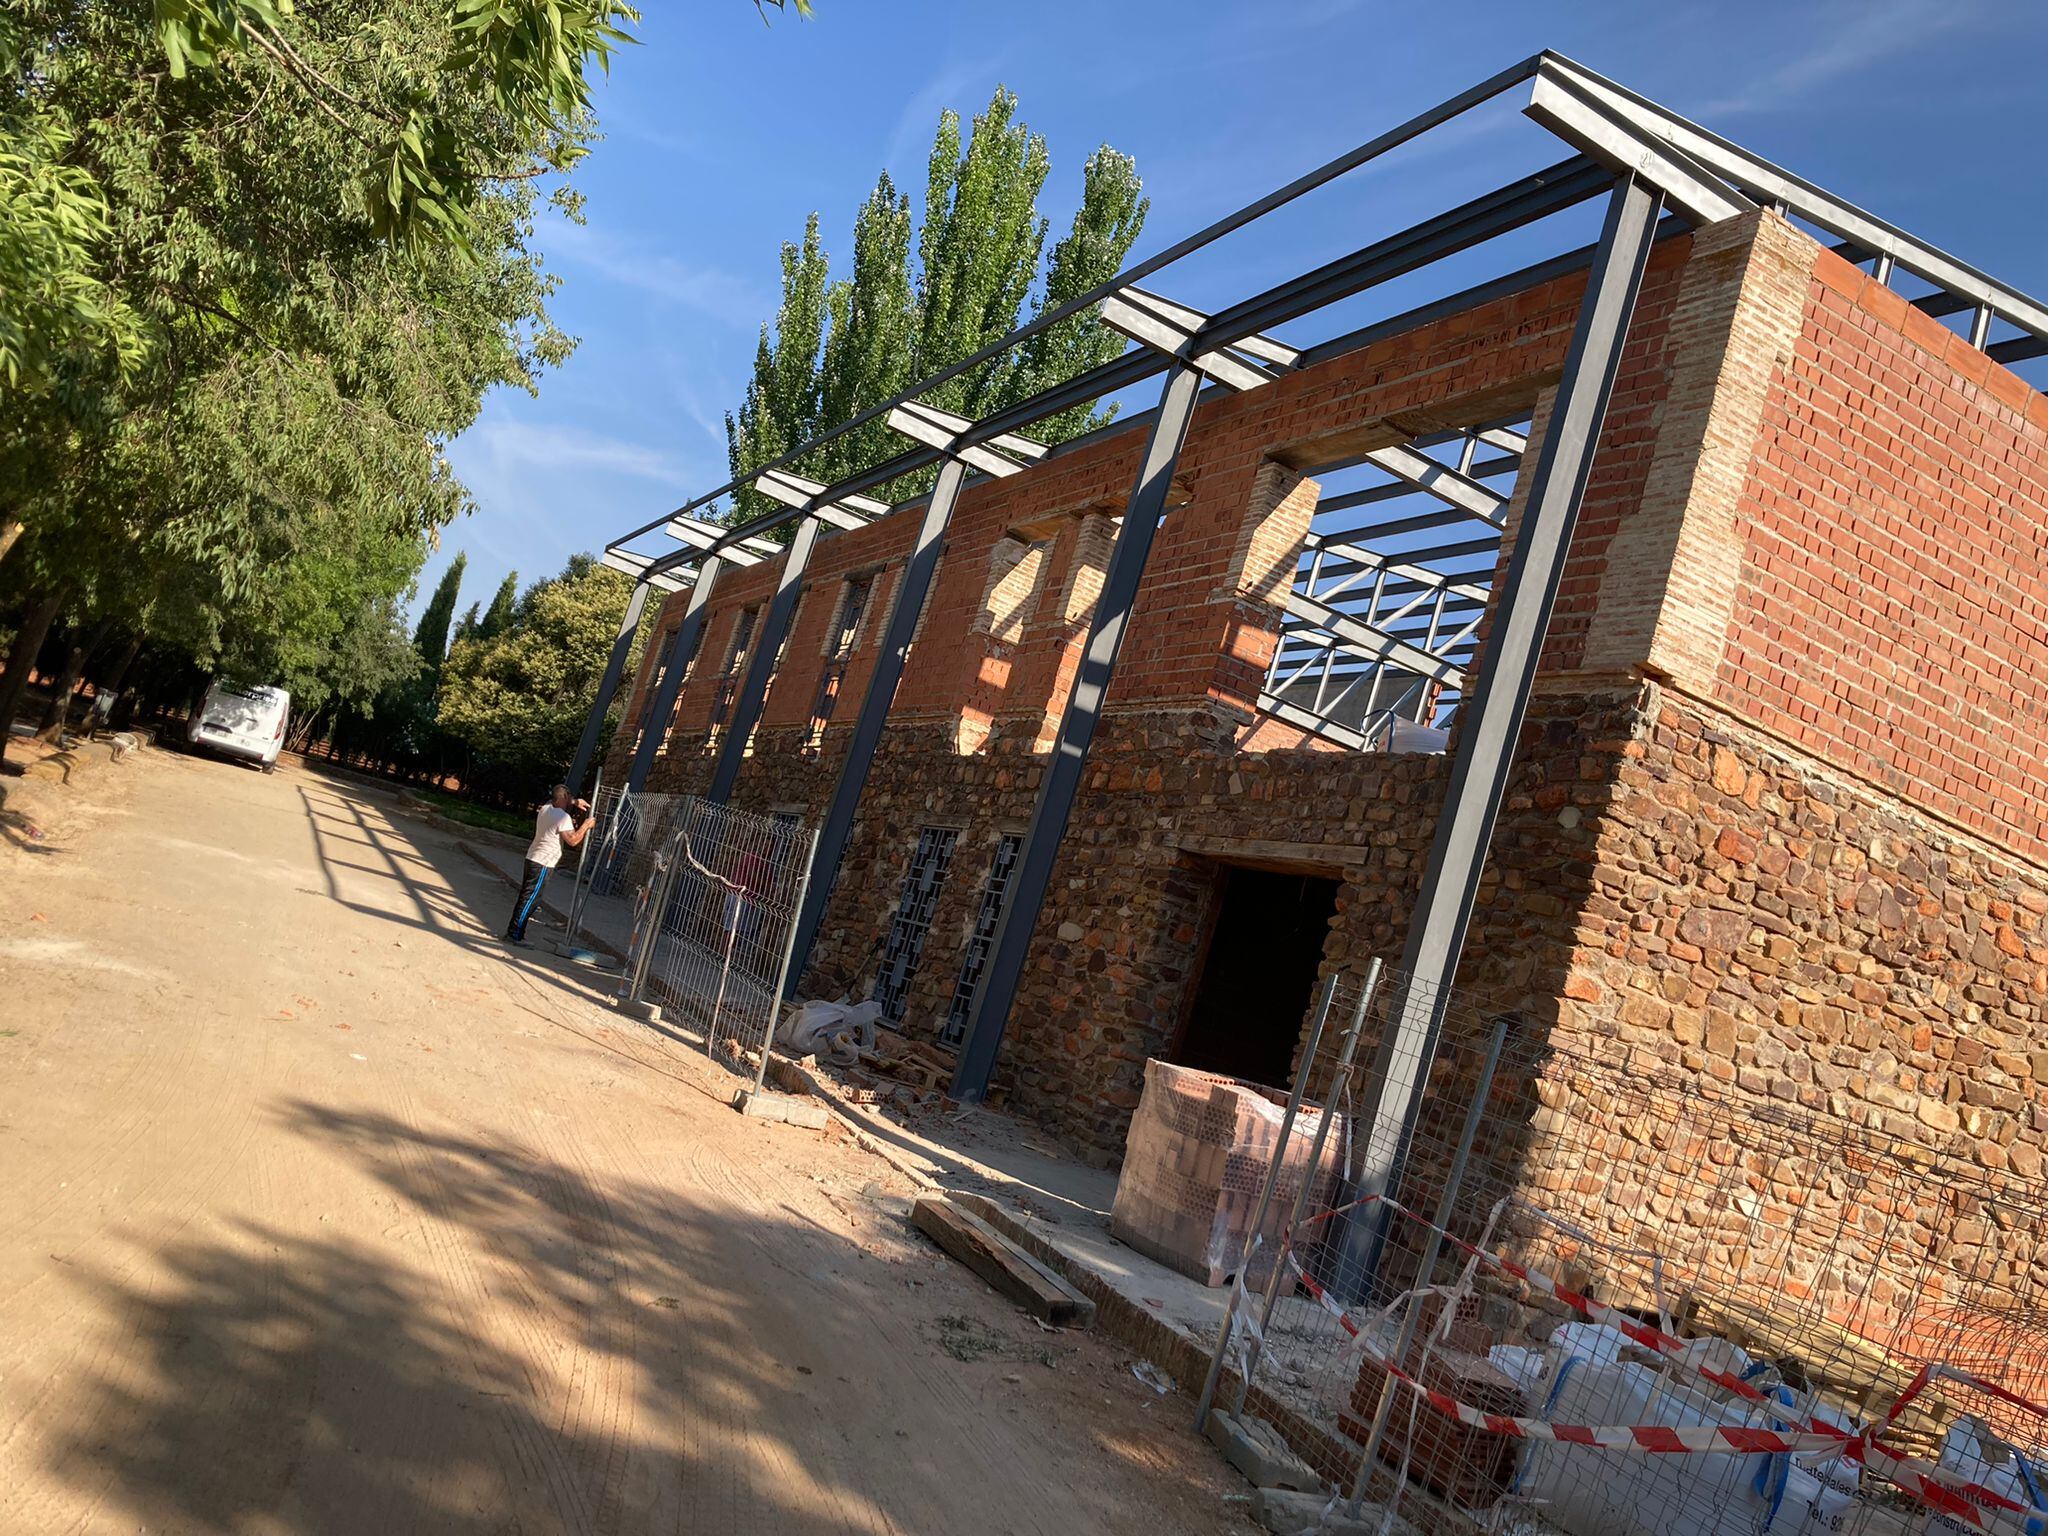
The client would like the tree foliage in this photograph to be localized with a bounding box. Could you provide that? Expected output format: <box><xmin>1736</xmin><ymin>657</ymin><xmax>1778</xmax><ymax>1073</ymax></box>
<box><xmin>438</xmin><ymin>554</ymin><xmax>638</xmax><ymax>794</ymax></box>
<box><xmin>0</xmin><ymin>0</ymin><xmax>672</xmax><ymax>760</ymax></box>
<box><xmin>724</xmin><ymin>87</ymin><xmax>1146</xmax><ymax>521</ymax></box>
<box><xmin>476</xmin><ymin>571</ymin><xmax>520</xmax><ymax>642</ymax></box>
<box><xmin>413</xmin><ymin>553</ymin><xmax>467</xmax><ymax>676</ymax></box>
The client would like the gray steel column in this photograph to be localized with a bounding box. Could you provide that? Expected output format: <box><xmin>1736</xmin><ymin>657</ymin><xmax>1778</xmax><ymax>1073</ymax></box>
<box><xmin>950</xmin><ymin>363</ymin><xmax>1204</xmax><ymax>1101</ymax></box>
<box><xmin>706</xmin><ymin>516</ymin><xmax>821</xmax><ymax>804</ymax></box>
<box><xmin>568</xmin><ymin>578</ymin><xmax>651</xmax><ymax>795</ymax></box>
<box><xmin>628</xmin><ymin>555</ymin><xmax>725</xmax><ymax>793</ymax></box>
<box><xmin>1347</xmin><ymin>174</ymin><xmax>1664</xmax><ymax>1267</ymax></box>
<box><xmin>787</xmin><ymin>456</ymin><xmax>967</xmax><ymax>986</ymax></box>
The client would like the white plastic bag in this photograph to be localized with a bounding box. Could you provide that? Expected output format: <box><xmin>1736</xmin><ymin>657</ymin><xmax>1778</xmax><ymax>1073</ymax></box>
<box><xmin>777</xmin><ymin>998</ymin><xmax>881</xmax><ymax>1066</ymax></box>
<box><xmin>1920</xmin><ymin>1418</ymin><xmax>2048</xmax><ymax>1536</ymax></box>
<box><xmin>1512</xmin><ymin>1325</ymin><xmax>1858</xmax><ymax>1536</ymax></box>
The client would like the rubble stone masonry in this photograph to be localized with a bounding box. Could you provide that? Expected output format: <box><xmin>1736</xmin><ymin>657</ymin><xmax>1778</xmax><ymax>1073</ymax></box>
<box><xmin>604</xmin><ymin>208</ymin><xmax>2048</xmax><ymax>1206</ymax></box>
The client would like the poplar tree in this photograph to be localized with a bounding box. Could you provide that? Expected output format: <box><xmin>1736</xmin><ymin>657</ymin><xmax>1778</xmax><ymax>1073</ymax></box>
<box><xmin>724</xmin><ymin>88</ymin><xmax>1147</xmax><ymax>522</ymax></box>
<box><xmin>413</xmin><ymin>554</ymin><xmax>468</xmax><ymax>677</ymax></box>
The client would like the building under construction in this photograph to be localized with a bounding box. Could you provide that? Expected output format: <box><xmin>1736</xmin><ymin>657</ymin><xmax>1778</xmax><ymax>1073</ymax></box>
<box><xmin>586</xmin><ymin>50</ymin><xmax>2047</xmax><ymax>1226</ymax></box>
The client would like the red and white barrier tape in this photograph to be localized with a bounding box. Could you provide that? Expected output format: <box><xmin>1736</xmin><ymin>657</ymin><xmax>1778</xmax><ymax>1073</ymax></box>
<box><xmin>1280</xmin><ymin>1204</ymin><xmax>2048</xmax><ymax>1532</ymax></box>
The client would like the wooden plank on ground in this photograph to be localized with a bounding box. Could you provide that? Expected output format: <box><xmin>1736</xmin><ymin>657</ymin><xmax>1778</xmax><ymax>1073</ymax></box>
<box><xmin>910</xmin><ymin>1195</ymin><xmax>1096</xmax><ymax>1330</ymax></box>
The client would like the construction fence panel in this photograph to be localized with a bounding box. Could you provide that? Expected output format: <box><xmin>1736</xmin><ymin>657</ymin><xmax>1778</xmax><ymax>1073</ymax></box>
<box><xmin>560</xmin><ymin>786</ymin><xmax>686</xmax><ymax>957</ymax></box>
<box><xmin>626</xmin><ymin>797</ymin><xmax>817</xmax><ymax>1089</ymax></box>
<box><xmin>1198</xmin><ymin>961</ymin><xmax>2047</xmax><ymax>1536</ymax></box>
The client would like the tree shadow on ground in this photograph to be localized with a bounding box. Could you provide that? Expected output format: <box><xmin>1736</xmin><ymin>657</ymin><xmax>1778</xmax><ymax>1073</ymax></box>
<box><xmin>293</xmin><ymin>779</ymin><xmax>626</xmax><ymax>1021</ymax></box>
<box><xmin>41</xmin><ymin>1098</ymin><xmax>1230</xmax><ymax>1536</ymax></box>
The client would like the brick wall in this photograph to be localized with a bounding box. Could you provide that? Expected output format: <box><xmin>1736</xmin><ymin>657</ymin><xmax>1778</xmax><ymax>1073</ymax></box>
<box><xmin>604</xmin><ymin>209</ymin><xmax>2048</xmax><ymax>1222</ymax></box>
<box><xmin>612</xmin><ymin>242</ymin><xmax>1641</xmax><ymax>783</ymax></box>
<box><xmin>1711</xmin><ymin>247</ymin><xmax>2048</xmax><ymax>861</ymax></box>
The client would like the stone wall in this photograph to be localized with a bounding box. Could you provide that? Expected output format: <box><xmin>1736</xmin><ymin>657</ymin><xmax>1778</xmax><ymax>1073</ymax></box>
<box><xmin>1563</xmin><ymin>683</ymin><xmax>2048</xmax><ymax>1182</ymax></box>
<box><xmin>599</xmin><ymin>205</ymin><xmax>2048</xmax><ymax>1222</ymax></box>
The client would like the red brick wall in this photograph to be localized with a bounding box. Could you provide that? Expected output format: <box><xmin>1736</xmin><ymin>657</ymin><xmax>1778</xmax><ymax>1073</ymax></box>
<box><xmin>613</xmin><ymin>244</ymin><xmax>1668</xmax><ymax>787</ymax></box>
<box><xmin>1716</xmin><ymin>246</ymin><xmax>2048</xmax><ymax>861</ymax></box>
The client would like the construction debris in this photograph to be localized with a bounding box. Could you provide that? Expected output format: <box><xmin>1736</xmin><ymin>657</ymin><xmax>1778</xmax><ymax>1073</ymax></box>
<box><xmin>910</xmin><ymin>1194</ymin><xmax>1095</xmax><ymax>1330</ymax></box>
<box><xmin>1205</xmin><ymin>1410</ymin><xmax>1320</xmax><ymax>1493</ymax></box>
<box><xmin>732</xmin><ymin>1088</ymin><xmax>830</xmax><ymax>1129</ymax></box>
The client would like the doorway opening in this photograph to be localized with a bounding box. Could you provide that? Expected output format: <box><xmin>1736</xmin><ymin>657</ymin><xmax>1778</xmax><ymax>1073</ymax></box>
<box><xmin>1172</xmin><ymin>864</ymin><xmax>1340</xmax><ymax>1090</ymax></box>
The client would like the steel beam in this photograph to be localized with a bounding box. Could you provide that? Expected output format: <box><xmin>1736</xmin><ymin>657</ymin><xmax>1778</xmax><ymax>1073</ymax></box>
<box><xmin>567</xmin><ymin>577</ymin><xmax>651</xmax><ymax>796</ymax></box>
<box><xmin>1524</xmin><ymin>69</ymin><xmax>1750</xmax><ymax>228</ymax></box>
<box><xmin>705</xmin><ymin>517</ymin><xmax>821</xmax><ymax>804</ymax></box>
<box><xmin>786</xmin><ymin>456</ymin><xmax>971</xmax><ymax>988</ymax></box>
<box><xmin>600</xmin><ymin>53</ymin><xmax>1547</xmax><ymax>555</ymax></box>
<box><xmin>754</xmin><ymin>469</ymin><xmax>888</xmax><ymax>530</ymax></box>
<box><xmin>664</xmin><ymin>514</ymin><xmax>775</xmax><ymax>564</ymax></box>
<box><xmin>1255</xmin><ymin>690</ymin><xmax>1372</xmax><ymax>750</ymax></box>
<box><xmin>599</xmin><ymin>549</ymin><xmax>691</xmax><ymax>593</ymax></box>
<box><xmin>633</xmin><ymin>158</ymin><xmax>1612</xmax><ymax>578</ymax></box>
<box><xmin>1538</xmin><ymin>53</ymin><xmax>2048</xmax><ymax>347</ymax></box>
<box><xmin>888</xmin><ymin>403</ymin><xmax>1044</xmax><ymax>480</ymax></box>
<box><xmin>627</xmin><ymin>554</ymin><xmax>725</xmax><ymax>793</ymax></box>
<box><xmin>1344</xmin><ymin>173</ymin><xmax>1665</xmax><ymax>1289</ymax></box>
<box><xmin>1361</xmin><ymin>443</ymin><xmax>1506</xmax><ymax>524</ymax></box>
<box><xmin>1099</xmin><ymin>288</ymin><xmax>1297</xmax><ymax>392</ymax></box>
<box><xmin>950</xmin><ymin>363</ymin><xmax>1205</xmax><ymax>1102</ymax></box>
<box><xmin>1280</xmin><ymin>590</ymin><xmax>1466</xmax><ymax>688</ymax></box>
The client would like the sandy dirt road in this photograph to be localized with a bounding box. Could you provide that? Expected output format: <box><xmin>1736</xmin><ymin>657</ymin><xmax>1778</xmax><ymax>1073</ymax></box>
<box><xmin>0</xmin><ymin>750</ymin><xmax>1252</xmax><ymax>1535</ymax></box>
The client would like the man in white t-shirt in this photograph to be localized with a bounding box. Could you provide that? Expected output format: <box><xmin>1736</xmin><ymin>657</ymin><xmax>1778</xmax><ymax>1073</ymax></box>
<box><xmin>504</xmin><ymin>784</ymin><xmax>593</xmax><ymax>946</ymax></box>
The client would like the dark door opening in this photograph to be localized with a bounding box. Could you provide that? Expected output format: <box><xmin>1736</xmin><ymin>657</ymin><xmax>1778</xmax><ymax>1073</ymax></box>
<box><xmin>1172</xmin><ymin>865</ymin><xmax>1340</xmax><ymax>1090</ymax></box>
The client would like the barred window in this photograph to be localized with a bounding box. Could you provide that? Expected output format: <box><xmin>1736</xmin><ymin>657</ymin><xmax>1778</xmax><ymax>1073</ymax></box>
<box><xmin>874</xmin><ymin>826</ymin><xmax>959</xmax><ymax>1026</ymax></box>
<box><xmin>711</xmin><ymin>606</ymin><xmax>758</xmax><ymax>728</ymax></box>
<box><xmin>940</xmin><ymin>833</ymin><xmax>1023</xmax><ymax>1046</ymax></box>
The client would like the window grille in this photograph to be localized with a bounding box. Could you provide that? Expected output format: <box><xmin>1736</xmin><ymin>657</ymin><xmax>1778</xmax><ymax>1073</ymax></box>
<box><xmin>711</xmin><ymin>607</ymin><xmax>758</xmax><ymax>728</ymax></box>
<box><xmin>807</xmin><ymin>576</ymin><xmax>871</xmax><ymax>752</ymax></box>
<box><xmin>940</xmin><ymin>833</ymin><xmax>1022</xmax><ymax>1046</ymax></box>
<box><xmin>874</xmin><ymin>825</ymin><xmax>958</xmax><ymax>1026</ymax></box>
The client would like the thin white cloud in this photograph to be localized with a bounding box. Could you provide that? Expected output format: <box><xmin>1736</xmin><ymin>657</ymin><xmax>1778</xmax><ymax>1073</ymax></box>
<box><xmin>1701</xmin><ymin>0</ymin><xmax>1978</xmax><ymax>116</ymax></box>
<box><xmin>546</xmin><ymin>218</ymin><xmax>767</xmax><ymax>322</ymax></box>
<box><xmin>660</xmin><ymin>357</ymin><xmax>737</xmax><ymax>448</ymax></box>
<box><xmin>884</xmin><ymin>55</ymin><xmax>1006</xmax><ymax>183</ymax></box>
<box><xmin>463</xmin><ymin>417</ymin><xmax>694</xmax><ymax>486</ymax></box>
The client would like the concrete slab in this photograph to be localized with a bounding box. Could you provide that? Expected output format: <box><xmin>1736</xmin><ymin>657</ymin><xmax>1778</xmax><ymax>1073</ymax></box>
<box><xmin>732</xmin><ymin>1089</ymin><xmax>830</xmax><ymax>1129</ymax></box>
<box><xmin>1206</xmin><ymin>1410</ymin><xmax>1321</xmax><ymax>1493</ymax></box>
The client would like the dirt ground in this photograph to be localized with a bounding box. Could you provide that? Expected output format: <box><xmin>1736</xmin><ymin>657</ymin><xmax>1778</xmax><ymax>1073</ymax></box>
<box><xmin>0</xmin><ymin>747</ymin><xmax>1256</xmax><ymax>1535</ymax></box>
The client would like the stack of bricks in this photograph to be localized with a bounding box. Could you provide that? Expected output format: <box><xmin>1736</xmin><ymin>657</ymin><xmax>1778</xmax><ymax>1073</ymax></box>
<box><xmin>1109</xmin><ymin>1059</ymin><xmax>1344</xmax><ymax>1289</ymax></box>
<box><xmin>1340</xmin><ymin>1292</ymin><xmax>1524</xmax><ymax>1511</ymax></box>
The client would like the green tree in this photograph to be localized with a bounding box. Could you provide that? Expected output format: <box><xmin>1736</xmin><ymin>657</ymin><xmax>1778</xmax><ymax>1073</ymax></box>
<box><xmin>476</xmin><ymin>572</ymin><xmax>520</xmax><ymax>643</ymax></box>
<box><xmin>413</xmin><ymin>554</ymin><xmax>468</xmax><ymax>677</ymax></box>
<box><xmin>0</xmin><ymin>1</ymin><xmax>593</xmax><ymax>760</ymax></box>
<box><xmin>724</xmin><ymin>87</ymin><xmax>1146</xmax><ymax>521</ymax></box>
<box><xmin>438</xmin><ymin>554</ymin><xmax>637</xmax><ymax>794</ymax></box>
<box><xmin>0</xmin><ymin>0</ymin><xmax>809</xmax><ymax>764</ymax></box>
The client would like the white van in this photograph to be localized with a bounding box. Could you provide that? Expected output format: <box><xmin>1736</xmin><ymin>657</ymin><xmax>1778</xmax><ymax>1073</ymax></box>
<box><xmin>187</xmin><ymin>680</ymin><xmax>290</xmax><ymax>772</ymax></box>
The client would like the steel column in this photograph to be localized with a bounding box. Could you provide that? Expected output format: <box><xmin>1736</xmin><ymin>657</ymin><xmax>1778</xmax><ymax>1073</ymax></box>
<box><xmin>1344</xmin><ymin>173</ymin><xmax>1664</xmax><ymax>1279</ymax></box>
<box><xmin>706</xmin><ymin>516</ymin><xmax>822</xmax><ymax>804</ymax></box>
<box><xmin>950</xmin><ymin>363</ymin><xmax>1204</xmax><ymax>1102</ymax></box>
<box><xmin>628</xmin><ymin>555</ymin><xmax>725</xmax><ymax>793</ymax></box>
<box><xmin>568</xmin><ymin>578</ymin><xmax>651</xmax><ymax>795</ymax></box>
<box><xmin>786</xmin><ymin>457</ymin><xmax>967</xmax><ymax>987</ymax></box>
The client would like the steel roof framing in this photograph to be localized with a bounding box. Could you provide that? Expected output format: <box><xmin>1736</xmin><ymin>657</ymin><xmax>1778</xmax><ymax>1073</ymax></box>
<box><xmin>568</xmin><ymin>55</ymin><xmax>2047</xmax><ymax>1126</ymax></box>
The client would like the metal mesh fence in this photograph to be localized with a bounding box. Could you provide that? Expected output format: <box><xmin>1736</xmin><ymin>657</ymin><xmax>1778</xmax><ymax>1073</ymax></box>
<box><xmin>560</xmin><ymin>785</ymin><xmax>686</xmax><ymax>958</ymax></box>
<box><xmin>1194</xmin><ymin>961</ymin><xmax>2047</xmax><ymax>1536</ymax></box>
<box><xmin>619</xmin><ymin>796</ymin><xmax>817</xmax><ymax>1095</ymax></box>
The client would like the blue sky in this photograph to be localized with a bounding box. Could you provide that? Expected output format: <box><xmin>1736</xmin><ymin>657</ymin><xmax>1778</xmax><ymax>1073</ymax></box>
<box><xmin>422</xmin><ymin>0</ymin><xmax>2048</xmax><ymax>622</ymax></box>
